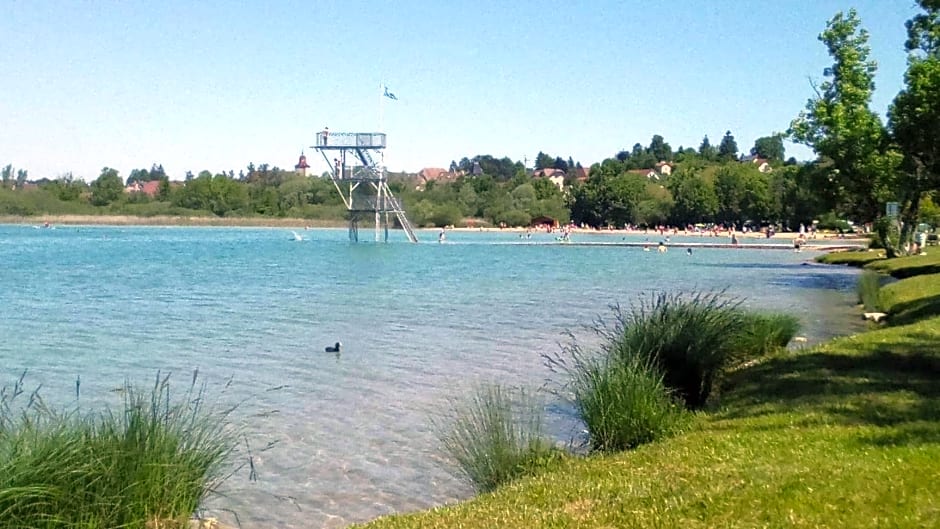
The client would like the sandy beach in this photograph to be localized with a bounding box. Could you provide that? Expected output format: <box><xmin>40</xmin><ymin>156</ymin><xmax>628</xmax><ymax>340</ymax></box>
<box><xmin>1</xmin><ymin>214</ymin><xmax>869</xmax><ymax>244</ymax></box>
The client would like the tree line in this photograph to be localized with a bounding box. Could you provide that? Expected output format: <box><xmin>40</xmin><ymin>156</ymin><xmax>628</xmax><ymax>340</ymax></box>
<box><xmin>2</xmin><ymin>2</ymin><xmax>938</xmax><ymax>240</ymax></box>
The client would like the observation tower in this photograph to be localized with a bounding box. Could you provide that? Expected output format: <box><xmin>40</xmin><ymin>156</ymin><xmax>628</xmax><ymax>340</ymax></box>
<box><xmin>313</xmin><ymin>130</ymin><xmax>418</xmax><ymax>242</ymax></box>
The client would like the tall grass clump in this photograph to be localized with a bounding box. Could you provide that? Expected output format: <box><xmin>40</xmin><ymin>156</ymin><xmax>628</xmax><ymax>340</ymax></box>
<box><xmin>437</xmin><ymin>384</ymin><xmax>558</xmax><ymax>493</ymax></box>
<box><xmin>0</xmin><ymin>372</ymin><xmax>238</xmax><ymax>529</ymax></box>
<box><xmin>612</xmin><ymin>292</ymin><xmax>747</xmax><ymax>410</ymax></box>
<box><xmin>567</xmin><ymin>354</ymin><xmax>685</xmax><ymax>452</ymax></box>
<box><xmin>856</xmin><ymin>270</ymin><xmax>883</xmax><ymax>311</ymax></box>
<box><xmin>730</xmin><ymin>312</ymin><xmax>802</xmax><ymax>360</ymax></box>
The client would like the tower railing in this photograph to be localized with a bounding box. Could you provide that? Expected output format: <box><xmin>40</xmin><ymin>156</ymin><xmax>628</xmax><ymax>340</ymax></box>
<box><xmin>313</xmin><ymin>131</ymin><xmax>417</xmax><ymax>243</ymax></box>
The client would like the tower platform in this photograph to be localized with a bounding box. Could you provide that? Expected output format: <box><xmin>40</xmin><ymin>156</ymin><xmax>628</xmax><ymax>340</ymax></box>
<box><xmin>312</xmin><ymin>131</ymin><xmax>418</xmax><ymax>242</ymax></box>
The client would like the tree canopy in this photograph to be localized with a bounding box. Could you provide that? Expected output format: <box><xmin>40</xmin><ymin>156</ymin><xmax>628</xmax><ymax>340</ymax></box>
<box><xmin>789</xmin><ymin>9</ymin><xmax>900</xmax><ymax>222</ymax></box>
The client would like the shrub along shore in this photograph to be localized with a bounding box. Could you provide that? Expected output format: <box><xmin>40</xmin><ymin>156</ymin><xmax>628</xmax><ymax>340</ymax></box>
<box><xmin>357</xmin><ymin>250</ymin><xmax>940</xmax><ymax>529</ymax></box>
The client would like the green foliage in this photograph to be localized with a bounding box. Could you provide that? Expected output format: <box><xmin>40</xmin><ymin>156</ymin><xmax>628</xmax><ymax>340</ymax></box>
<box><xmin>814</xmin><ymin>211</ymin><xmax>854</xmax><ymax>232</ymax></box>
<box><xmin>0</xmin><ymin>186</ymin><xmax>98</xmax><ymax>216</ymax></box>
<box><xmin>698</xmin><ymin>135</ymin><xmax>717</xmax><ymax>160</ymax></box>
<box><xmin>90</xmin><ymin>167</ymin><xmax>124</xmax><ymax>206</ymax></box>
<box><xmin>717</xmin><ymin>130</ymin><xmax>738</xmax><ymax>161</ymax></box>
<box><xmin>872</xmin><ymin>215</ymin><xmax>901</xmax><ymax>256</ymax></box>
<box><xmin>609</xmin><ymin>292</ymin><xmax>748</xmax><ymax>409</ymax></box>
<box><xmin>437</xmin><ymin>384</ymin><xmax>559</xmax><ymax>493</ymax></box>
<box><xmin>789</xmin><ymin>9</ymin><xmax>901</xmax><ymax>222</ymax></box>
<box><xmin>666</xmin><ymin>165</ymin><xmax>717</xmax><ymax>225</ymax></box>
<box><xmin>563</xmin><ymin>351</ymin><xmax>686</xmax><ymax>453</ymax></box>
<box><xmin>769</xmin><ymin>164</ymin><xmax>828</xmax><ymax>229</ymax></box>
<box><xmin>730</xmin><ymin>312</ymin><xmax>802</xmax><ymax>360</ymax></box>
<box><xmin>569</xmin><ymin>171</ymin><xmax>649</xmax><ymax>228</ymax></box>
<box><xmin>751</xmin><ymin>135</ymin><xmax>785</xmax><ymax>161</ymax></box>
<box><xmin>888</xmin><ymin>0</ymin><xmax>940</xmax><ymax>247</ymax></box>
<box><xmin>0</xmin><ymin>373</ymin><xmax>237</xmax><ymax>529</ymax></box>
<box><xmin>714</xmin><ymin>164</ymin><xmax>772</xmax><ymax>224</ymax></box>
<box><xmin>856</xmin><ymin>270</ymin><xmax>884</xmax><ymax>312</ymax></box>
<box><xmin>919</xmin><ymin>195</ymin><xmax>940</xmax><ymax>227</ymax></box>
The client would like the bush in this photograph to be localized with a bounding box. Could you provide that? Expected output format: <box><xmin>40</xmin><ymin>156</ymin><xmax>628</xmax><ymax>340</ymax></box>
<box><xmin>815</xmin><ymin>212</ymin><xmax>855</xmax><ymax>232</ymax></box>
<box><xmin>568</xmin><ymin>354</ymin><xmax>685</xmax><ymax>452</ymax></box>
<box><xmin>437</xmin><ymin>384</ymin><xmax>558</xmax><ymax>493</ymax></box>
<box><xmin>730</xmin><ymin>312</ymin><xmax>801</xmax><ymax>360</ymax></box>
<box><xmin>612</xmin><ymin>292</ymin><xmax>747</xmax><ymax>410</ymax></box>
<box><xmin>856</xmin><ymin>270</ymin><xmax>883</xmax><ymax>312</ymax></box>
<box><xmin>0</xmin><ymin>372</ymin><xmax>237</xmax><ymax>529</ymax></box>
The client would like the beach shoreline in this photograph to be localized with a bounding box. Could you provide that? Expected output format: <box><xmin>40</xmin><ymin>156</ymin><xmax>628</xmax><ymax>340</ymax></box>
<box><xmin>1</xmin><ymin>215</ymin><xmax>870</xmax><ymax>243</ymax></box>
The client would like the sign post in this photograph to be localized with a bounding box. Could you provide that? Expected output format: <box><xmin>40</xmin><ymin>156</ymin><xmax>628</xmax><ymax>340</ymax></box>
<box><xmin>886</xmin><ymin>201</ymin><xmax>899</xmax><ymax>217</ymax></box>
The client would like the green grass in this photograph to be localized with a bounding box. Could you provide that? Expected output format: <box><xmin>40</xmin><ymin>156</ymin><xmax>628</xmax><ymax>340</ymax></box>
<box><xmin>437</xmin><ymin>384</ymin><xmax>560</xmax><ymax>494</ymax></box>
<box><xmin>359</xmin><ymin>317</ymin><xmax>940</xmax><ymax>529</ymax></box>
<box><xmin>865</xmin><ymin>251</ymin><xmax>940</xmax><ymax>278</ymax></box>
<box><xmin>0</xmin><ymin>373</ymin><xmax>237</xmax><ymax>529</ymax></box>
<box><xmin>815</xmin><ymin>249</ymin><xmax>886</xmax><ymax>266</ymax></box>
<box><xmin>856</xmin><ymin>270</ymin><xmax>884</xmax><ymax>312</ymax></box>
<box><xmin>879</xmin><ymin>273</ymin><xmax>940</xmax><ymax>326</ymax></box>
<box><xmin>567</xmin><ymin>355</ymin><xmax>686</xmax><ymax>452</ymax></box>
<box><xmin>607</xmin><ymin>292</ymin><xmax>749</xmax><ymax>410</ymax></box>
<box><xmin>730</xmin><ymin>312</ymin><xmax>801</xmax><ymax>360</ymax></box>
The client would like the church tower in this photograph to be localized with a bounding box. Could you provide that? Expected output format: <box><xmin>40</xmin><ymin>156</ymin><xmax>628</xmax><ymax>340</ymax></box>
<box><xmin>295</xmin><ymin>150</ymin><xmax>310</xmax><ymax>177</ymax></box>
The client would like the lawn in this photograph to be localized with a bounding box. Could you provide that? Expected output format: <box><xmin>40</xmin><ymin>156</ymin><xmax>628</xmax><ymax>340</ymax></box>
<box><xmin>879</xmin><ymin>273</ymin><xmax>940</xmax><ymax>326</ymax></box>
<box><xmin>815</xmin><ymin>249</ymin><xmax>886</xmax><ymax>266</ymax></box>
<box><xmin>359</xmin><ymin>317</ymin><xmax>940</xmax><ymax>529</ymax></box>
<box><xmin>865</xmin><ymin>251</ymin><xmax>940</xmax><ymax>278</ymax></box>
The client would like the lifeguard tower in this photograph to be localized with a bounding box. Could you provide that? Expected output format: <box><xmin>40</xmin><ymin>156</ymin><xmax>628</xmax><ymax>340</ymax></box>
<box><xmin>313</xmin><ymin>130</ymin><xmax>418</xmax><ymax>243</ymax></box>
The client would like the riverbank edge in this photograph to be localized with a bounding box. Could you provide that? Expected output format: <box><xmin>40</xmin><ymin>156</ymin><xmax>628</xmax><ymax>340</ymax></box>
<box><xmin>355</xmin><ymin>254</ymin><xmax>940</xmax><ymax>529</ymax></box>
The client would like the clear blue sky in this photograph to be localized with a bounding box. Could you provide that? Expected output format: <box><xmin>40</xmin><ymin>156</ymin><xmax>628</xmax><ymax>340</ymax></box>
<box><xmin>0</xmin><ymin>1</ymin><xmax>920</xmax><ymax>181</ymax></box>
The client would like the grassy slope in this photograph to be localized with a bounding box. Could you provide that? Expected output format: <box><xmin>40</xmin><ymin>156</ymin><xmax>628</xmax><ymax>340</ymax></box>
<box><xmin>880</xmin><ymin>273</ymin><xmax>940</xmax><ymax>325</ymax></box>
<box><xmin>866</xmin><ymin>252</ymin><xmax>940</xmax><ymax>278</ymax></box>
<box><xmin>816</xmin><ymin>250</ymin><xmax>940</xmax><ymax>278</ymax></box>
<box><xmin>815</xmin><ymin>250</ymin><xmax>886</xmax><ymax>266</ymax></box>
<box><xmin>361</xmin><ymin>320</ymin><xmax>940</xmax><ymax>529</ymax></box>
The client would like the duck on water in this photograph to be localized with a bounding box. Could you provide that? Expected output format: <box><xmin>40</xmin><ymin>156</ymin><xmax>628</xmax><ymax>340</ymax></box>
<box><xmin>325</xmin><ymin>342</ymin><xmax>341</xmax><ymax>353</ymax></box>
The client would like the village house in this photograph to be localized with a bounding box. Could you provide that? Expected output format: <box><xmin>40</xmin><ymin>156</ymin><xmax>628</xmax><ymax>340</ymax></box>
<box><xmin>532</xmin><ymin>168</ymin><xmax>566</xmax><ymax>190</ymax></box>
<box><xmin>124</xmin><ymin>180</ymin><xmax>161</xmax><ymax>197</ymax></box>
<box><xmin>741</xmin><ymin>154</ymin><xmax>773</xmax><ymax>173</ymax></box>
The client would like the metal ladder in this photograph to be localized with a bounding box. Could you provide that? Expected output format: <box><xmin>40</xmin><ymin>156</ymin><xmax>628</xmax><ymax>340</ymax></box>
<box><xmin>387</xmin><ymin>194</ymin><xmax>418</xmax><ymax>243</ymax></box>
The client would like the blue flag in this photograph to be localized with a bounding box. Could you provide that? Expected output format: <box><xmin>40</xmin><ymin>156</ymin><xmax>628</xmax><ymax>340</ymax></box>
<box><xmin>384</xmin><ymin>86</ymin><xmax>398</xmax><ymax>100</ymax></box>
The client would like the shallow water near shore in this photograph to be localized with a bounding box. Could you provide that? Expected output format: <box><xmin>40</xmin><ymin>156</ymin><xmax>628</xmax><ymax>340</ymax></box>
<box><xmin>0</xmin><ymin>225</ymin><xmax>864</xmax><ymax>528</ymax></box>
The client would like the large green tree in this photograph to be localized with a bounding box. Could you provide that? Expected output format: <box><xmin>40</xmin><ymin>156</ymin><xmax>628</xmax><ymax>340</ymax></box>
<box><xmin>889</xmin><ymin>0</ymin><xmax>940</xmax><ymax>246</ymax></box>
<box><xmin>714</xmin><ymin>164</ymin><xmax>771</xmax><ymax>225</ymax></box>
<box><xmin>90</xmin><ymin>167</ymin><xmax>124</xmax><ymax>206</ymax></box>
<box><xmin>751</xmin><ymin>135</ymin><xmax>785</xmax><ymax>161</ymax></box>
<box><xmin>718</xmin><ymin>131</ymin><xmax>738</xmax><ymax>161</ymax></box>
<box><xmin>789</xmin><ymin>9</ymin><xmax>900</xmax><ymax>222</ymax></box>
<box><xmin>698</xmin><ymin>136</ymin><xmax>717</xmax><ymax>161</ymax></box>
<box><xmin>667</xmin><ymin>164</ymin><xmax>718</xmax><ymax>224</ymax></box>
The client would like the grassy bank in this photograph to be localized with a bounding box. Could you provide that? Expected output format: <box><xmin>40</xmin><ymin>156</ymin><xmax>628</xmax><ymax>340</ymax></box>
<box><xmin>817</xmin><ymin>248</ymin><xmax>940</xmax><ymax>278</ymax></box>
<box><xmin>360</xmin><ymin>256</ymin><xmax>940</xmax><ymax>528</ymax></box>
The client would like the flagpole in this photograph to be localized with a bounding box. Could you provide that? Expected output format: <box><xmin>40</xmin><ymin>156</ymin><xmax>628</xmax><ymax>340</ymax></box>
<box><xmin>379</xmin><ymin>82</ymin><xmax>385</xmax><ymax>133</ymax></box>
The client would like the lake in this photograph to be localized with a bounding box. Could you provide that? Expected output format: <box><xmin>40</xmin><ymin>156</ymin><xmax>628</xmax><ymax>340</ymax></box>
<box><xmin>0</xmin><ymin>225</ymin><xmax>864</xmax><ymax>528</ymax></box>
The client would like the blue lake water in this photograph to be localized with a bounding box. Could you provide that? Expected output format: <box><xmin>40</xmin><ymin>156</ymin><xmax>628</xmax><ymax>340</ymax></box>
<box><xmin>0</xmin><ymin>224</ymin><xmax>864</xmax><ymax>528</ymax></box>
